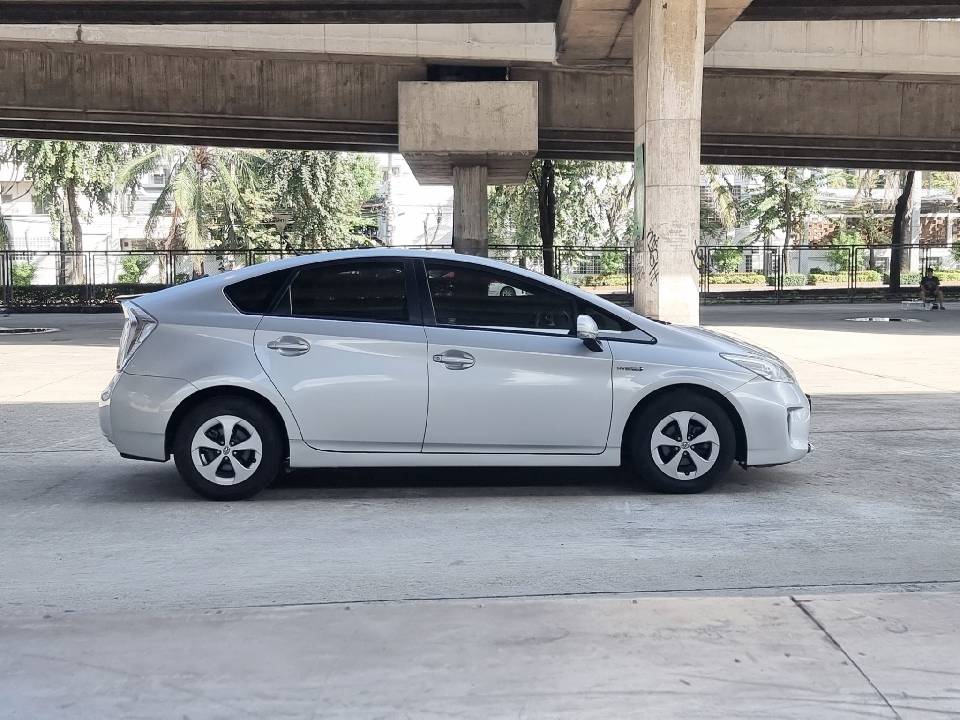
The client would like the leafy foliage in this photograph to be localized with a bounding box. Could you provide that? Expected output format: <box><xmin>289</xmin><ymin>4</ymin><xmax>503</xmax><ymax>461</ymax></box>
<box><xmin>117</xmin><ymin>255</ymin><xmax>154</xmax><ymax>283</ymax></box>
<box><xmin>2</xmin><ymin>140</ymin><xmax>148</xmax><ymax>281</ymax></box>
<box><xmin>262</xmin><ymin>150</ymin><xmax>381</xmax><ymax>249</ymax></box>
<box><xmin>741</xmin><ymin>167</ymin><xmax>822</xmax><ymax>245</ymax></box>
<box><xmin>710</xmin><ymin>247</ymin><xmax>743</xmax><ymax>274</ymax></box>
<box><xmin>119</xmin><ymin>147</ymin><xmax>381</xmax><ymax>252</ymax></box>
<box><xmin>488</xmin><ymin>160</ymin><xmax>633</xmax><ymax>249</ymax></box>
<box><xmin>11</xmin><ymin>261</ymin><xmax>36</xmax><ymax>286</ymax></box>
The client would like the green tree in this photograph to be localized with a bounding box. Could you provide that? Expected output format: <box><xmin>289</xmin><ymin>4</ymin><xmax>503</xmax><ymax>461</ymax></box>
<box><xmin>1</xmin><ymin>140</ymin><xmax>141</xmax><ymax>282</ymax></box>
<box><xmin>700</xmin><ymin>165</ymin><xmax>744</xmax><ymax>238</ymax></box>
<box><xmin>261</xmin><ymin>150</ymin><xmax>381</xmax><ymax>249</ymax></box>
<box><xmin>741</xmin><ymin>167</ymin><xmax>822</xmax><ymax>246</ymax></box>
<box><xmin>121</xmin><ymin>147</ymin><xmax>381</xmax><ymax>254</ymax></box>
<box><xmin>488</xmin><ymin>160</ymin><xmax>633</xmax><ymax>277</ymax></box>
<box><xmin>120</xmin><ymin>145</ymin><xmax>265</xmax><ymax>254</ymax></box>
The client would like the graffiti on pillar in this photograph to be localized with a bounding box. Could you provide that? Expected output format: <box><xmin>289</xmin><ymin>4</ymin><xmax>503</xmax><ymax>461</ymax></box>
<box><xmin>646</xmin><ymin>230</ymin><xmax>660</xmax><ymax>287</ymax></box>
<box><xmin>633</xmin><ymin>145</ymin><xmax>646</xmax><ymax>286</ymax></box>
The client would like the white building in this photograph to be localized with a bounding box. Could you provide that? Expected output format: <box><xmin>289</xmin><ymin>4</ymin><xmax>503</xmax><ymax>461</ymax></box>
<box><xmin>375</xmin><ymin>154</ymin><xmax>453</xmax><ymax>247</ymax></box>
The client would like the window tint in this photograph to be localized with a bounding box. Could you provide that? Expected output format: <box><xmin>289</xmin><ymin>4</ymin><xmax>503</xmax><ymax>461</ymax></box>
<box><xmin>425</xmin><ymin>262</ymin><xmax>574</xmax><ymax>333</ymax></box>
<box><xmin>224</xmin><ymin>270</ymin><xmax>290</xmax><ymax>314</ymax></box>
<box><xmin>286</xmin><ymin>262</ymin><xmax>408</xmax><ymax>323</ymax></box>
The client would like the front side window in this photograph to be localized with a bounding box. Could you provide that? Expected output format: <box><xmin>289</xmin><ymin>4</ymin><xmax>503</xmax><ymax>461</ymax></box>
<box><xmin>282</xmin><ymin>261</ymin><xmax>408</xmax><ymax>323</ymax></box>
<box><xmin>425</xmin><ymin>261</ymin><xmax>574</xmax><ymax>334</ymax></box>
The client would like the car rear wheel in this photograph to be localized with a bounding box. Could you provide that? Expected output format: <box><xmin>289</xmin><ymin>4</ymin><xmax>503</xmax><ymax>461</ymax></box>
<box><xmin>628</xmin><ymin>391</ymin><xmax>735</xmax><ymax>494</ymax></box>
<box><xmin>173</xmin><ymin>396</ymin><xmax>283</xmax><ymax>500</ymax></box>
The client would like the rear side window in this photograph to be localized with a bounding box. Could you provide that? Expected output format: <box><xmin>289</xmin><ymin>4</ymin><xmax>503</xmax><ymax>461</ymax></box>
<box><xmin>282</xmin><ymin>261</ymin><xmax>408</xmax><ymax>323</ymax></box>
<box><xmin>224</xmin><ymin>270</ymin><xmax>290</xmax><ymax>314</ymax></box>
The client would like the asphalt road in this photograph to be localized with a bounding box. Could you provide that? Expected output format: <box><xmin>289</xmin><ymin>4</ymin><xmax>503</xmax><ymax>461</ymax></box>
<box><xmin>1</xmin><ymin>305</ymin><xmax>959</xmax><ymax>617</ymax></box>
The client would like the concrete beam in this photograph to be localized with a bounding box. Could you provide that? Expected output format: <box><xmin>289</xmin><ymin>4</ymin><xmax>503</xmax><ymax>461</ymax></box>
<box><xmin>3</xmin><ymin>42</ymin><xmax>960</xmax><ymax>170</ymax></box>
<box><xmin>740</xmin><ymin>1</ymin><xmax>960</xmax><ymax>22</ymax></box>
<box><xmin>0</xmin><ymin>1</ymin><xmax>564</xmax><ymax>24</ymax></box>
<box><xmin>701</xmin><ymin>69</ymin><xmax>960</xmax><ymax>170</ymax></box>
<box><xmin>0</xmin><ymin>23</ymin><xmax>557</xmax><ymax>64</ymax></box>
<box><xmin>398</xmin><ymin>81</ymin><xmax>538</xmax><ymax>184</ymax></box>
<box><xmin>706</xmin><ymin>19</ymin><xmax>960</xmax><ymax>76</ymax></box>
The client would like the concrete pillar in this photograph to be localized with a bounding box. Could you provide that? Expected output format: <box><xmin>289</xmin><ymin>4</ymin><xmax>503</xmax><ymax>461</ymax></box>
<box><xmin>633</xmin><ymin>0</ymin><xmax>706</xmax><ymax>326</ymax></box>
<box><xmin>398</xmin><ymin>81</ymin><xmax>537</xmax><ymax>257</ymax></box>
<box><xmin>909</xmin><ymin>170</ymin><xmax>922</xmax><ymax>272</ymax></box>
<box><xmin>453</xmin><ymin>166</ymin><xmax>489</xmax><ymax>257</ymax></box>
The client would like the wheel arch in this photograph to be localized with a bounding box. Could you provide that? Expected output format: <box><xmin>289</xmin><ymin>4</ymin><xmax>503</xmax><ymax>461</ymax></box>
<box><xmin>164</xmin><ymin>385</ymin><xmax>291</xmax><ymax>461</ymax></box>
<box><xmin>620</xmin><ymin>383</ymin><xmax>747</xmax><ymax>464</ymax></box>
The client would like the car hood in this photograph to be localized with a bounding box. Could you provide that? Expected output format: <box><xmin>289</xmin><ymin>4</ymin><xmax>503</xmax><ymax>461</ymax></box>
<box><xmin>672</xmin><ymin>325</ymin><xmax>786</xmax><ymax>362</ymax></box>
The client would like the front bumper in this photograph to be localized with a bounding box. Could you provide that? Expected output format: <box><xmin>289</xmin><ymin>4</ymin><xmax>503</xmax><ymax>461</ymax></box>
<box><xmin>728</xmin><ymin>378</ymin><xmax>811</xmax><ymax>467</ymax></box>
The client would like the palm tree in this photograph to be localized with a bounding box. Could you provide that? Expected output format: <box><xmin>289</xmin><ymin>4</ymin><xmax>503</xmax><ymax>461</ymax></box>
<box><xmin>120</xmin><ymin>146</ymin><xmax>264</xmax><ymax>262</ymax></box>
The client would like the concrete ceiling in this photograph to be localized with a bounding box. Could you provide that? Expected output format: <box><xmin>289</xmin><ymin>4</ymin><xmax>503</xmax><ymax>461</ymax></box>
<box><xmin>741</xmin><ymin>1</ymin><xmax>960</xmax><ymax>21</ymax></box>
<box><xmin>0</xmin><ymin>1</ymin><xmax>564</xmax><ymax>24</ymax></box>
<box><xmin>555</xmin><ymin>0</ymin><xmax>755</xmax><ymax>65</ymax></box>
<box><xmin>2</xmin><ymin>0</ymin><xmax>956</xmax><ymax>25</ymax></box>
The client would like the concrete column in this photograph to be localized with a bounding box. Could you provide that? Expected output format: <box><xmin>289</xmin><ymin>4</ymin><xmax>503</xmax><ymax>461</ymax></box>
<box><xmin>909</xmin><ymin>170</ymin><xmax>922</xmax><ymax>272</ymax></box>
<box><xmin>453</xmin><ymin>166</ymin><xmax>489</xmax><ymax>257</ymax></box>
<box><xmin>633</xmin><ymin>0</ymin><xmax>706</xmax><ymax>326</ymax></box>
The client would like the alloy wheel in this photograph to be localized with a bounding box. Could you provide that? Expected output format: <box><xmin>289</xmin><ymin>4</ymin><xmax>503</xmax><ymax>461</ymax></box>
<box><xmin>649</xmin><ymin>411</ymin><xmax>720</xmax><ymax>480</ymax></box>
<box><xmin>190</xmin><ymin>415</ymin><xmax>263</xmax><ymax>486</ymax></box>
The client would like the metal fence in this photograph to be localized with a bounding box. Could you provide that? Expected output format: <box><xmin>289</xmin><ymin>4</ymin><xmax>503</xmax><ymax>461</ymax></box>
<box><xmin>0</xmin><ymin>244</ymin><xmax>635</xmax><ymax>309</ymax></box>
<box><xmin>698</xmin><ymin>243</ymin><xmax>960</xmax><ymax>301</ymax></box>
<box><xmin>5</xmin><ymin>242</ymin><xmax>950</xmax><ymax>310</ymax></box>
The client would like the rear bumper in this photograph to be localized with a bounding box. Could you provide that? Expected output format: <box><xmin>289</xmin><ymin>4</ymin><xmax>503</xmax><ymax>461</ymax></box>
<box><xmin>99</xmin><ymin>372</ymin><xmax>196</xmax><ymax>461</ymax></box>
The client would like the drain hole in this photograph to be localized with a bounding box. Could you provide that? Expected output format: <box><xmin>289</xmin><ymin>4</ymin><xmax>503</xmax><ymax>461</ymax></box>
<box><xmin>0</xmin><ymin>327</ymin><xmax>60</xmax><ymax>334</ymax></box>
<box><xmin>845</xmin><ymin>317</ymin><xmax>924</xmax><ymax>323</ymax></box>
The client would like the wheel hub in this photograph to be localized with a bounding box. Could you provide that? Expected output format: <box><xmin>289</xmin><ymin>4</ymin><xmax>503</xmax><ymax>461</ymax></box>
<box><xmin>190</xmin><ymin>415</ymin><xmax>262</xmax><ymax>486</ymax></box>
<box><xmin>650</xmin><ymin>411</ymin><xmax>720</xmax><ymax>481</ymax></box>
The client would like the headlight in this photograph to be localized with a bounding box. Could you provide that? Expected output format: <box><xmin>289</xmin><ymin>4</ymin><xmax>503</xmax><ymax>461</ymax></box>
<box><xmin>117</xmin><ymin>302</ymin><xmax>157</xmax><ymax>371</ymax></box>
<box><xmin>721</xmin><ymin>353</ymin><xmax>797</xmax><ymax>383</ymax></box>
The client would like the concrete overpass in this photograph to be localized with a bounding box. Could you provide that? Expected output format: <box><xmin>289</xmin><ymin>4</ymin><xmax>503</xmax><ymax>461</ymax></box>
<box><xmin>2</xmin><ymin>34</ymin><xmax>960</xmax><ymax>171</ymax></box>
<box><xmin>2</xmin><ymin>4</ymin><xmax>960</xmax><ymax>323</ymax></box>
<box><xmin>1</xmin><ymin>0</ymin><xmax>956</xmax><ymax>24</ymax></box>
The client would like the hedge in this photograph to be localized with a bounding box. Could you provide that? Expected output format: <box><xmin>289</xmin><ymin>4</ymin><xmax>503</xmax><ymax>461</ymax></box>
<box><xmin>809</xmin><ymin>271</ymin><xmax>882</xmax><ymax>284</ymax></box>
<box><xmin>4</xmin><ymin>283</ymin><xmax>165</xmax><ymax>308</ymax></box>
<box><xmin>706</xmin><ymin>273</ymin><xmax>766</xmax><ymax>285</ymax></box>
<box><xmin>767</xmin><ymin>274</ymin><xmax>808</xmax><ymax>287</ymax></box>
<box><xmin>576</xmin><ymin>274</ymin><xmax>630</xmax><ymax>287</ymax></box>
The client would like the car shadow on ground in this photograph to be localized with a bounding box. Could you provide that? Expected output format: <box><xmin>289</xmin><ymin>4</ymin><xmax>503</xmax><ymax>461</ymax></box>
<box><xmin>207</xmin><ymin>464</ymin><xmax>783</xmax><ymax>501</ymax></box>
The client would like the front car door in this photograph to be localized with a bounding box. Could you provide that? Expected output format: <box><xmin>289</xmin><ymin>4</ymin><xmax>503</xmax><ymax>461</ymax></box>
<box><xmin>420</xmin><ymin>259</ymin><xmax>614</xmax><ymax>454</ymax></box>
<box><xmin>254</xmin><ymin>258</ymin><xmax>428</xmax><ymax>452</ymax></box>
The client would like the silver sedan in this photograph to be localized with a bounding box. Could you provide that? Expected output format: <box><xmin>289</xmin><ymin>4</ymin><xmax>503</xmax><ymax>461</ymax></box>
<box><xmin>100</xmin><ymin>250</ymin><xmax>811</xmax><ymax>500</ymax></box>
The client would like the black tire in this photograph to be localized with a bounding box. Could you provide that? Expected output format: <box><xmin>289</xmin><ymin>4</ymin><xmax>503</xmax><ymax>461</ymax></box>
<box><xmin>499</xmin><ymin>285</ymin><xmax>517</xmax><ymax>297</ymax></box>
<box><xmin>173</xmin><ymin>396</ymin><xmax>284</xmax><ymax>501</ymax></box>
<box><xmin>627</xmin><ymin>391</ymin><xmax>736</xmax><ymax>494</ymax></box>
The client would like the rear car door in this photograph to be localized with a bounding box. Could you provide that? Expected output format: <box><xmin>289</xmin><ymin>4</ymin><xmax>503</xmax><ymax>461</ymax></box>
<box><xmin>420</xmin><ymin>259</ymin><xmax>613</xmax><ymax>454</ymax></box>
<box><xmin>254</xmin><ymin>258</ymin><xmax>428</xmax><ymax>452</ymax></box>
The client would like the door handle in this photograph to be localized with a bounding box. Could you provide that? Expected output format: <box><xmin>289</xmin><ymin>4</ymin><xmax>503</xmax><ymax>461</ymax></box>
<box><xmin>432</xmin><ymin>350</ymin><xmax>475</xmax><ymax>370</ymax></box>
<box><xmin>267</xmin><ymin>336</ymin><xmax>310</xmax><ymax>357</ymax></box>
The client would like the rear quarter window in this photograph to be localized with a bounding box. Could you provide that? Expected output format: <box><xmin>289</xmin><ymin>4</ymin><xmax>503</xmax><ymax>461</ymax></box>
<box><xmin>224</xmin><ymin>270</ymin><xmax>291</xmax><ymax>314</ymax></box>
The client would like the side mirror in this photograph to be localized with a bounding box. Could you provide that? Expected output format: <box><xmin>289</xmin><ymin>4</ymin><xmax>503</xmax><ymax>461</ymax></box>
<box><xmin>576</xmin><ymin>315</ymin><xmax>603</xmax><ymax>352</ymax></box>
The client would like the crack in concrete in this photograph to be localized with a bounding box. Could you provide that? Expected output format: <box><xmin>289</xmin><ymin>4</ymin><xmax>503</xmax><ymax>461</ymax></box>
<box><xmin>791</xmin><ymin>596</ymin><xmax>903</xmax><ymax>720</ymax></box>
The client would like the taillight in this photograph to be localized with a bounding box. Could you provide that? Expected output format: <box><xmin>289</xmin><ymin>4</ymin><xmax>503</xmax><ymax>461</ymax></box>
<box><xmin>117</xmin><ymin>302</ymin><xmax>158</xmax><ymax>371</ymax></box>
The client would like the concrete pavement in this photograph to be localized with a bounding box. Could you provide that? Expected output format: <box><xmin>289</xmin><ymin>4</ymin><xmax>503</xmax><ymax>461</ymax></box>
<box><xmin>2</xmin><ymin>591</ymin><xmax>957</xmax><ymax>719</ymax></box>
<box><xmin>1</xmin><ymin>305</ymin><xmax>959</xmax><ymax>717</ymax></box>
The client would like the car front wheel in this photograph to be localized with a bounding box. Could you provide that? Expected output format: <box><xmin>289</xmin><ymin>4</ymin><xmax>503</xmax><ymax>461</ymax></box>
<box><xmin>173</xmin><ymin>396</ymin><xmax>283</xmax><ymax>500</ymax></box>
<box><xmin>628</xmin><ymin>391</ymin><xmax>735</xmax><ymax>494</ymax></box>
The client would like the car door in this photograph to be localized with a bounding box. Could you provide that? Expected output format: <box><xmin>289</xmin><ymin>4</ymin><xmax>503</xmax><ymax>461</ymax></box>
<box><xmin>420</xmin><ymin>259</ymin><xmax>613</xmax><ymax>454</ymax></box>
<box><xmin>254</xmin><ymin>258</ymin><xmax>428</xmax><ymax>452</ymax></box>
